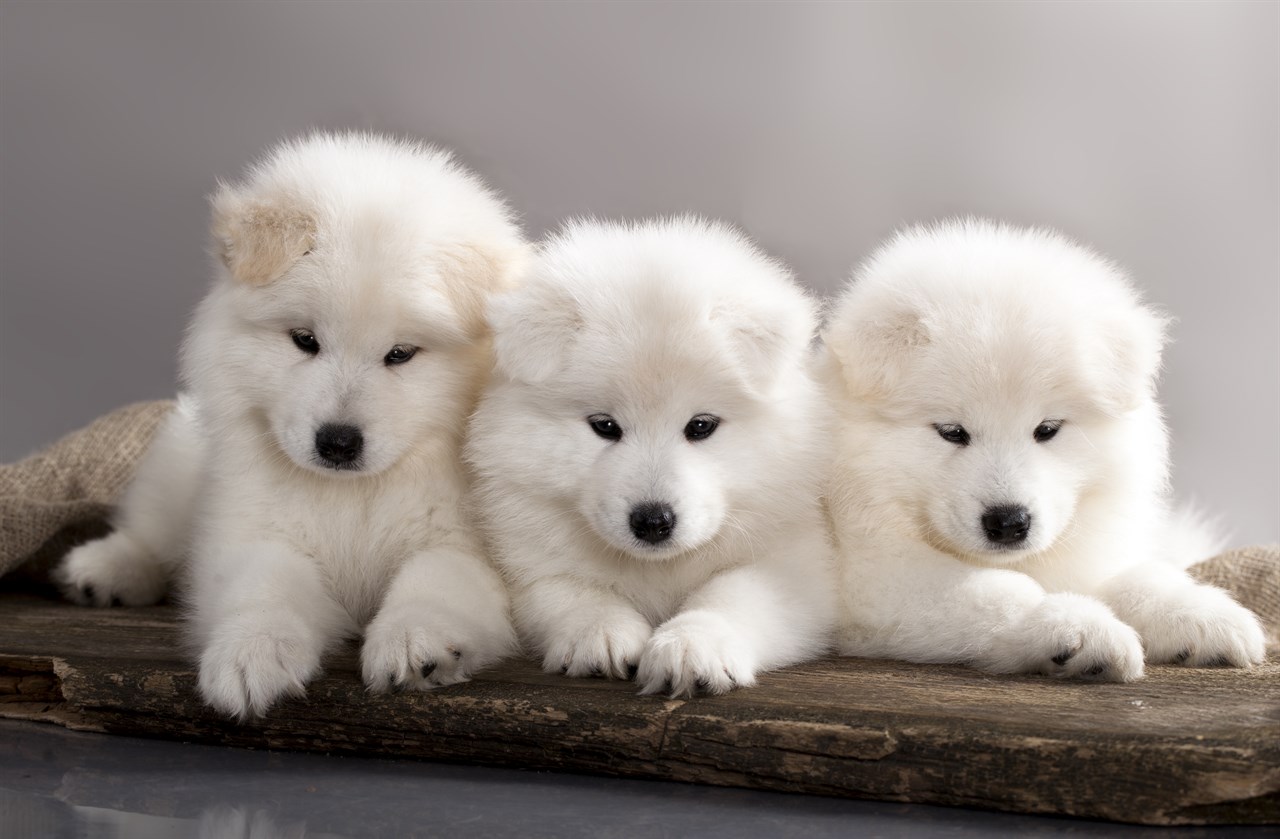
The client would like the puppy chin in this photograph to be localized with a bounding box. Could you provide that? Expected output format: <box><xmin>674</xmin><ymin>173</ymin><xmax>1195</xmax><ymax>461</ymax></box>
<box><xmin>949</xmin><ymin>530</ymin><xmax>1057</xmax><ymax>566</ymax></box>
<box><xmin>280</xmin><ymin>442</ymin><xmax>376</xmax><ymax>478</ymax></box>
<box><xmin>588</xmin><ymin>523</ymin><xmax>695</xmax><ymax>562</ymax></box>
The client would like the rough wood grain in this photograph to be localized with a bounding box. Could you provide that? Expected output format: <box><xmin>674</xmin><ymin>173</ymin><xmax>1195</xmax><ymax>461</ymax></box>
<box><xmin>0</xmin><ymin>593</ymin><xmax>1275</xmax><ymax>825</ymax></box>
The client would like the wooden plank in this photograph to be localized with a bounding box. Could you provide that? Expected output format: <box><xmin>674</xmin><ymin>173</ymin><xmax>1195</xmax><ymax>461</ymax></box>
<box><xmin>0</xmin><ymin>592</ymin><xmax>1275</xmax><ymax>825</ymax></box>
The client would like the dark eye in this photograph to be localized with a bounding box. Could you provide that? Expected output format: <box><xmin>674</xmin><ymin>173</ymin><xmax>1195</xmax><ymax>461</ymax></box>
<box><xmin>587</xmin><ymin>414</ymin><xmax>622</xmax><ymax>441</ymax></box>
<box><xmin>684</xmin><ymin>414</ymin><xmax>720</xmax><ymax>441</ymax></box>
<box><xmin>290</xmin><ymin>329</ymin><xmax>319</xmax><ymax>355</ymax></box>
<box><xmin>934</xmin><ymin>423</ymin><xmax>970</xmax><ymax>446</ymax></box>
<box><xmin>1034</xmin><ymin>420</ymin><xmax>1063</xmax><ymax>442</ymax></box>
<box><xmin>384</xmin><ymin>344</ymin><xmax>418</xmax><ymax>366</ymax></box>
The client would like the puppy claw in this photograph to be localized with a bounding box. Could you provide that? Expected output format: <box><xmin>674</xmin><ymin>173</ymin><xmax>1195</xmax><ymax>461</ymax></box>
<box><xmin>56</xmin><ymin>530</ymin><xmax>169</xmax><ymax>607</ymax></box>
<box><xmin>986</xmin><ymin>593</ymin><xmax>1144</xmax><ymax>682</ymax></box>
<box><xmin>198</xmin><ymin>623</ymin><xmax>320</xmax><ymax>719</ymax></box>
<box><xmin>635</xmin><ymin>611</ymin><xmax>757</xmax><ymax>698</ymax></box>
<box><xmin>361</xmin><ymin>603</ymin><xmax>504</xmax><ymax>694</ymax></box>
<box><xmin>542</xmin><ymin>606</ymin><xmax>651</xmax><ymax>681</ymax></box>
<box><xmin>1123</xmin><ymin>585</ymin><xmax>1266</xmax><ymax>669</ymax></box>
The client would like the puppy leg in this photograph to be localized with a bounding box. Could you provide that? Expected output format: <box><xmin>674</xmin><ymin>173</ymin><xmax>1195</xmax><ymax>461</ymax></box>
<box><xmin>517</xmin><ymin>576</ymin><xmax>653</xmax><ymax>680</ymax></box>
<box><xmin>636</xmin><ymin>526</ymin><xmax>837</xmax><ymax>697</ymax></box>
<box><xmin>841</xmin><ymin>537</ymin><xmax>1145</xmax><ymax>681</ymax></box>
<box><xmin>192</xmin><ymin>540</ymin><xmax>348</xmax><ymax>720</ymax></box>
<box><xmin>57</xmin><ymin>399</ymin><xmax>204</xmax><ymax>606</ymax></box>
<box><xmin>1098</xmin><ymin>562</ymin><xmax>1266</xmax><ymax>667</ymax></box>
<box><xmin>361</xmin><ymin>545</ymin><xmax>516</xmax><ymax>693</ymax></box>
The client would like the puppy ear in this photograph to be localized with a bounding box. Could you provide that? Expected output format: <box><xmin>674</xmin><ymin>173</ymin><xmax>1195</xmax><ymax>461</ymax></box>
<box><xmin>210</xmin><ymin>185</ymin><xmax>316</xmax><ymax>285</ymax></box>
<box><xmin>1091</xmin><ymin>306</ymin><xmax>1169</xmax><ymax>413</ymax></box>
<box><xmin>824</xmin><ymin>298</ymin><xmax>930</xmax><ymax>400</ymax></box>
<box><xmin>488</xmin><ymin>279</ymin><xmax>582</xmax><ymax>383</ymax></box>
<box><xmin>439</xmin><ymin>239</ymin><xmax>532</xmax><ymax>339</ymax></box>
<box><xmin>712</xmin><ymin>293</ymin><xmax>817</xmax><ymax>395</ymax></box>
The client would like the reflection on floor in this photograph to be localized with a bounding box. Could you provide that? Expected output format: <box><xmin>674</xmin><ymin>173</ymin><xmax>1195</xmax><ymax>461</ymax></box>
<box><xmin>0</xmin><ymin>720</ymin><xmax>1245</xmax><ymax>839</ymax></box>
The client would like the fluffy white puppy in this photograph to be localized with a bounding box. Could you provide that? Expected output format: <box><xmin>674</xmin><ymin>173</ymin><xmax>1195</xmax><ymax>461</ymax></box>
<box><xmin>824</xmin><ymin>219</ymin><xmax>1265</xmax><ymax>681</ymax></box>
<box><xmin>56</xmin><ymin>133</ymin><xmax>526</xmax><ymax>717</ymax></box>
<box><xmin>466</xmin><ymin>218</ymin><xmax>837</xmax><ymax>697</ymax></box>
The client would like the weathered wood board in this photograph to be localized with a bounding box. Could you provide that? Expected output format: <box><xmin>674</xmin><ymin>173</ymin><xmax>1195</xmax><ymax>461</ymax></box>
<box><xmin>0</xmin><ymin>592</ymin><xmax>1276</xmax><ymax>826</ymax></box>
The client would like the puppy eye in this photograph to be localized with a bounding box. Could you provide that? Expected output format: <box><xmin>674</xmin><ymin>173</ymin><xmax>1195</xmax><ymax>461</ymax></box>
<box><xmin>384</xmin><ymin>345</ymin><xmax>418</xmax><ymax>366</ymax></box>
<box><xmin>587</xmin><ymin>414</ymin><xmax>622</xmax><ymax>441</ymax></box>
<box><xmin>684</xmin><ymin>414</ymin><xmax>720</xmax><ymax>442</ymax></box>
<box><xmin>290</xmin><ymin>329</ymin><xmax>320</xmax><ymax>355</ymax></box>
<box><xmin>1034</xmin><ymin>420</ymin><xmax>1063</xmax><ymax>442</ymax></box>
<box><xmin>934</xmin><ymin>423</ymin><xmax>970</xmax><ymax>446</ymax></box>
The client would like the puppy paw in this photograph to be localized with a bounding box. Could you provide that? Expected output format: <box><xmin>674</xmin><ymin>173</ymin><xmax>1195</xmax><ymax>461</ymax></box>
<box><xmin>1129</xmin><ymin>585</ymin><xmax>1266</xmax><ymax>667</ymax></box>
<box><xmin>635</xmin><ymin>610</ymin><xmax>757</xmax><ymax>697</ymax></box>
<box><xmin>541</xmin><ymin>605</ymin><xmax>652</xmax><ymax>680</ymax></box>
<box><xmin>198</xmin><ymin>617</ymin><xmax>320</xmax><ymax>719</ymax></box>
<box><xmin>986</xmin><ymin>593</ymin><xmax>1145</xmax><ymax>682</ymax></box>
<box><xmin>361</xmin><ymin>602</ymin><xmax>507</xmax><ymax>693</ymax></box>
<box><xmin>55</xmin><ymin>531</ymin><xmax>169</xmax><ymax>607</ymax></box>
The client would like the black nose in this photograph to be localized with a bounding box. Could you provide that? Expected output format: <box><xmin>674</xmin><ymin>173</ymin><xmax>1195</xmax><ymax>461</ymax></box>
<box><xmin>315</xmin><ymin>424</ymin><xmax>363</xmax><ymax>467</ymax></box>
<box><xmin>629</xmin><ymin>502</ymin><xmax>677</xmax><ymax>544</ymax></box>
<box><xmin>982</xmin><ymin>505</ymin><xmax>1031</xmax><ymax>545</ymax></box>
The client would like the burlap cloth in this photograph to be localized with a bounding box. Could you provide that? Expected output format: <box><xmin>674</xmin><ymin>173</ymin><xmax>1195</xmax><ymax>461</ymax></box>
<box><xmin>1</xmin><ymin>400</ymin><xmax>1276</xmax><ymax>649</ymax></box>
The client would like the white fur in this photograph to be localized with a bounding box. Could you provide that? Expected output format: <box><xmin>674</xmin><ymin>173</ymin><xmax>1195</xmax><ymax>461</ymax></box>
<box><xmin>824</xmin><ymin>219</ymin><xmax>1265</xmax><ymax>681</ymax></box>
<box><xmin>56</xmin><ymin>133</ymin><xmax>526</xmax><ymax>718</ymax></box>
<box><xmin>466</xmin><ymin>218</ymin><xmax>838</xmax><ymax>698</ymax></box>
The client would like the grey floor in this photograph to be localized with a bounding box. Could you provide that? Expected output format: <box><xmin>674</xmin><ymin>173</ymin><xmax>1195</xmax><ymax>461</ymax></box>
<box><xmin>0</xmin><ymin>720</ymin><xmax>1261</xmax><ymax>839</ymax></box>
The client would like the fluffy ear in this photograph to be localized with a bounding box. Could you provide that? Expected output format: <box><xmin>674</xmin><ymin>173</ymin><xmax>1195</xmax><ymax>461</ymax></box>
<box><xmin>711</xmin><ymin>292</ymin><xmax>817</xmax><ymax>396</ymax></box>
<box><xmin>439</xmin><ymin>239</ymin><xmax>532</xmax><ymax>339</ymax></box>
<box><xmin>823</xmin><ymin>297</ymin><xmax>930</xmax><ymax>400</ymax></box>
<box><xmin>1089</xmin><ymin>306</ymin><xmax>1169</xmax><ymax>413</ymax></box>
<box><xmin>210</xmin><ymin>185</ymin><xmax>315</xmax><ymax>285</ymax></box>
<box><xmin>487</xmin><ymin>279</ymin><xmax>582</xmax><ymax>383</ymax></box>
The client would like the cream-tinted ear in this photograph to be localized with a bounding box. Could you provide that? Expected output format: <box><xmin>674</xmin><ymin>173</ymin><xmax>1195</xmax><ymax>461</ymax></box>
<box><xmin>488</xmin><ymin>279</ymin><xmax>582</xmax><ymax>383</ymax></box>
<box><xmin>439</xmin><ymin>239</ymin><xmax>532</xmax><ymax>339</ymax></box>
<box><xmin>210</xmin><ymin>185</ymin><xmax>315</xmax><ymax>286</ymax></box>
<box><xmin>1091</xmin><ymin>306</ymin><xmax>1170</xmax><ymax>413</ymax></box>
<box><xmin>824</xmin><ymin>297</ymin><xmax>930</xmax><ymax>400</ymax></box>
<box><xmin>711</xmin><ymin>292</ymin><xmax>817</xmax><ymax>396</ymax></box>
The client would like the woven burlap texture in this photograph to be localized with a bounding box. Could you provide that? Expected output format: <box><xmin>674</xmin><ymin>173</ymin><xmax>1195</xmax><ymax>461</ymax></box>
<box><xmin>0</xmin><ymin>400</ymin><xmax>175</xmax><ymax>580</ymax></box>
<box><xmin>0</xmin><ymin>400</ymin><xmax>1275</xmax><ymax>646</ymax></box>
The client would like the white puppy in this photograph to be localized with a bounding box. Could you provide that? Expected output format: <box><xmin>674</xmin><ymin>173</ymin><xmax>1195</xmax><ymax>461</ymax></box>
<box><xmin>56</xmin><ymin>133</ymin><xmax>526</xmax><ymax>717</ymax></box>
<box><xmin>465</xmin><ymin>218</ymin><xmax>838</xmax><ymax>697</ymax></box>
<box><xmin>823</xmin><ymin>219</ymin><xmax>1265</xmax><ymax>681</ymax></box>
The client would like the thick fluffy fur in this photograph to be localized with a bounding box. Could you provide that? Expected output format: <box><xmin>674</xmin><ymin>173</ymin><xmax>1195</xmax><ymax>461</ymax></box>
<box><xmin>466</xmin><ymin>218</ymin><xmax>837</xmax><ymax>697</ymax></box>
<box><xmin>823</xmin><ymin>219</ymin><xmax>1265</xmax><ymax>681</ymax></box>
<box><xmin>57</xmin><ymin>133</ymin><xmax>527</xmax><ymax>717</ymax></box>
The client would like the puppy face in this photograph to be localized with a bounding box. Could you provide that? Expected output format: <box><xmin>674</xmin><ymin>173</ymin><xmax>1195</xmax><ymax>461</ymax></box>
<box><xmin>479</xmin><ymin>218</ymin><xmax>817</xmax><ymax>561</ymax></box>
<box><xmin>873</xmin><ymin>360</ymin><xmax>1100</xmax><ymax>563</ymax></box>
<box><xmin>825</xmin><ymin>220</ymin><xmax>1168</xmax><ymax>564</ymax></box>
<box><xmin>186</xmin><ymin>133</ymin><xmax>525</xmax><ymax>477</ymax></box>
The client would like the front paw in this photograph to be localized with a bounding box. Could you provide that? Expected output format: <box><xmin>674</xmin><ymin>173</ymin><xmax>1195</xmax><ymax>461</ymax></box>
<box><xmin>56</xmin><ymin>531</ymin><xmax>168</xmax><ymax>607</ymax></box>
<box><xmin>198</xmin><ymin>617</ymin><xmax>320</xmax><ymax>719</ymax></box>
<box><xmin>541</xmin><ymin>604</ymin><xmax>652</xmax><ymax>680</ymax></box>
<box><xmin>986</xmin><ymin>593</ymin><xmax>1145</xmax><ymax>682</ymax></box>
<box><xmin>1131</xmin><ymin>585</ymin><xmax>1266</xmax><ymax>667</ymax></box>
<box><xmin>635</xmin><ymin>610</ymin><xmax>757</xmax><ymax>697</ymax></box>
<box><xmin>361</xmin><ymin>603</ymin><xmax>510</xmax><ymax>693</ymax></box>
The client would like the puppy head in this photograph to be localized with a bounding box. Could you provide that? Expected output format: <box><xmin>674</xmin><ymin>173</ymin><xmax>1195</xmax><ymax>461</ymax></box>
<box><xmin>187</xmin><ymin>132</ymin><xmax>527</xmax><ymax>477</ymax></box>
<box><xmin>479</xmin><ymin>217</ymin><xmax>819</xmax><ymax>560</ymax></box>
<box><xmin>824</xmin><ymin>219</ymin><xmax>1170</xmax><ymax>563</ymax></box>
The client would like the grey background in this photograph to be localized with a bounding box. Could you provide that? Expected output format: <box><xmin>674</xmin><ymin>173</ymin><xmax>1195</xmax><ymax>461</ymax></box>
<box><xmin>2</xmin><ymin>1</ymin><xmax>1277</xmax><ymax>544</ymax></box>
